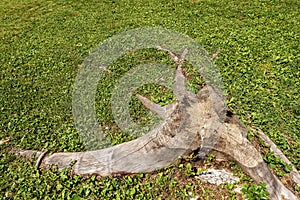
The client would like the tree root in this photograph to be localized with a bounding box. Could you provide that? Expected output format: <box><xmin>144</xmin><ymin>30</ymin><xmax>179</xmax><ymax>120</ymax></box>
<box><xmin>251</xmin><ymin>127</ymin><xmax>300</xmax><ymax>187</ymax></box>
<box><xmin>8</xmin><ymin>47</ymin><xmax>299</xmax><ymax>200</ymax></box>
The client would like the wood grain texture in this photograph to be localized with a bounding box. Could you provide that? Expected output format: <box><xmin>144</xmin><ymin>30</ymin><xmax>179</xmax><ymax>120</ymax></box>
<box><xmin>11</xmin><ymin>48</ymin><xmax>298</xmax><ymax>200</ymax></box>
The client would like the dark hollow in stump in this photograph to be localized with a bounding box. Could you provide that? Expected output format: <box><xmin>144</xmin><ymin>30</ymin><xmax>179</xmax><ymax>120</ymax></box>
<box><xmin>11</xmin><ymin>47</ymin><xmax>299</xmax><ymax>200</ymax></box>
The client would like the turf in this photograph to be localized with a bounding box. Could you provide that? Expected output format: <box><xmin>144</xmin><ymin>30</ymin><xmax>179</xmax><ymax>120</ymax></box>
<box><xmin>0</xmin><ymin>0</ymin><xmax>299</xmax><ymax>199</ymax></box>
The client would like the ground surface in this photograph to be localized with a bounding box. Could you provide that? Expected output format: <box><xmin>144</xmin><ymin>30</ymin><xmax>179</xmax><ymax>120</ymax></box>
<box><xmin>0</xmin><ymin>0</ymin><xmax>299</xmax><ymax>199</ymax></box>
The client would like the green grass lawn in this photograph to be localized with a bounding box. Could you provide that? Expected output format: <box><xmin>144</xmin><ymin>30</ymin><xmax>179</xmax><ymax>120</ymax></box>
<box><xmin>0</xmin><ymin>0</ymin><xmax>299</xmax><ymax>199</ymax></box>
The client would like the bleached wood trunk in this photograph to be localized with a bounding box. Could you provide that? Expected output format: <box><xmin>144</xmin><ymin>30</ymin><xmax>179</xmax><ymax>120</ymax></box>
<box><xmin>11</xmin><ymin>48</ymin><xmax>298</xmax><ymax>200</ymax></box>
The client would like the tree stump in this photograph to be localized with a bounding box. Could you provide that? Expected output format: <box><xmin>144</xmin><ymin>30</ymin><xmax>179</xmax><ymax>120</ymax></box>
<box><xmin>11</xmin><ymin>47</ymin><xmax>299</xmax><ymax>200</ymax></box>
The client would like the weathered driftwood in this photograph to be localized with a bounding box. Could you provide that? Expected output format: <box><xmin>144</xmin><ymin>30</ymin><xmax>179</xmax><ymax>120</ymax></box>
<box><xmin>11</xmin><ymin>48</ymin><xmax>298</xmax><ymax>200</ymax></box>
<box><xmin>251</xmin><ymin>127</ymin><xmax>300</xmax><ymax>187</ymax></box>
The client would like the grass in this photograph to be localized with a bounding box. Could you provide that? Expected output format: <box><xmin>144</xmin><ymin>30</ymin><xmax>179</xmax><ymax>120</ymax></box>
<box><xmin>0</xmin><ymin>0</ymin><xmax>299</xmax><ymax>199</ymax></box>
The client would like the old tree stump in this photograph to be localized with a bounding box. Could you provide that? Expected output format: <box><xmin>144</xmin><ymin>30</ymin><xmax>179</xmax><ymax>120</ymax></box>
<box><xmin>10</xmin><ymin>47</ymin><xmax>299</xmax><ymax>200</ymax></box>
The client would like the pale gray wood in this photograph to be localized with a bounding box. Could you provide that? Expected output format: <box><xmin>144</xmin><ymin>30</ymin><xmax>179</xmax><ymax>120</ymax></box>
<box><xmin>10</xmin><ymin>47</ymin><xmax>298</xmax><ymax>200</ymax></box>
<box><xmin>252</xmin><ymin>127</ymin><xmax>300</xmax><ymax>187</ymax></box>
<box><xmin>135</xmin><ymin>94</ymin><xmax>167</xmax><ymax>119</ymax></box>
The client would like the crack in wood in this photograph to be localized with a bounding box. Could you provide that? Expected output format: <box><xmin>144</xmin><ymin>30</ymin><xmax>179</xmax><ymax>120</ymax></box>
<box><xmin>8</xmin><ymin>46</ymin><xmax>298</xmax><ymax>200</ymax></box>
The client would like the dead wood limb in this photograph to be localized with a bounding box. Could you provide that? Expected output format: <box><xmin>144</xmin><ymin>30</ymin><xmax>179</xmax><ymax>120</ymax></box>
<box><xmin>9</xmin><ymin>47</ymin><xmax>298</xmax><ymax>200</ymax></box>
<box><xmin>135</xmin><ymin>94</ymin><xmax>166</xmax><ymax>119</ymax></box>
<box><xmin>213</xmin><ymin>123</ymin><xmax>297</xmax><ymax>200</ymax></box>
<box><xmin>251</xmin><ymin>127</ymin><xmax>300</xmax><ymax>187</ymax></box>
<box><xmin>10</xmin><ymin>148</ymin><xmax>45</xmax><ymax>161</ymax></box>
<box><xmin>156</xmin><ymin>45</ymin><xmax>181</xmax><ymax>64</ymax></box>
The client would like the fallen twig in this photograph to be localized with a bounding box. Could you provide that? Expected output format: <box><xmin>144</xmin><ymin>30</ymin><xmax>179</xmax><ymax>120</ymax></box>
<box><xmin>0</xmin><ymin>137</ymin><xmax>10</xmax><ymax>145</ymax></box>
